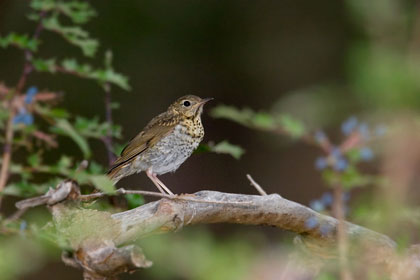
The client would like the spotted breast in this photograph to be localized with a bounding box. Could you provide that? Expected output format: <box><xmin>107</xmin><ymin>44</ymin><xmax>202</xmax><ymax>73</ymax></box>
<box><xmin>131</xmin><ymin>117</ymin><xmax>204</xmax><ymax>175</ymax></box>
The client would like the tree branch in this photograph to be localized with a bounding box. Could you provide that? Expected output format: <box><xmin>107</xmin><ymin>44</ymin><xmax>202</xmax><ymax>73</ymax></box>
<box><xmin>110</xmin><ymin>191</ymin><xmax>395</xmax><ymax>253</ymax></box>
<box><xmin>0</xmin><ymin>11</ymin><xmax>47</xmax><ymax>205</ymax></box>
<box><xmin>15</xmin><ymin>180</ymin><xmax>420</xmax><ymax>279</ymax></box>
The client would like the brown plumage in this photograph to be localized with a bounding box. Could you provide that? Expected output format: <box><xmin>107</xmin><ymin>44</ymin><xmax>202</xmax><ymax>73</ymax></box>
<box><xmin>108</xmin><ymin>95</ymin><xmax>212</xmax><ymax>195</ymax></box>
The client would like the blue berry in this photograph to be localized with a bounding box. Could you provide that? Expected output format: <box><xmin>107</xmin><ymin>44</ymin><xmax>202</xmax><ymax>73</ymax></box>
<box><xmin>331</xmin><ymin>146</ymin><xmax>342</xmax><ymax>159</ymax></box>
<box><xmin>333</xmin><ymin>157</ymin><xmax>348</xmax><ymax>171</ymax></box>
<box><xmin>13</xmin><ymin>108</ymin><xmax>34</xmax><ymax>125</ymax></box>
<box><xmin>315</xmin><ymin>157</ymin><xmax>328</xmax><ymax>170</ymax></box>
<box><xmin>358</xmin><ymin>123</ymin><xmax>370</xmax><ymax>140</ymax></box>
<box><xmin>341</xmin><ymin>116</ymin><xmax>358</xmax><ymax>135</ymax></box>
<box><xmin>310</xmin><ymin>200</ymin><xmax>325</xmax><ymax>212</ymax></box>
<box><xmin>360</xmin><ymin>147</ymin><xmax>374</xmax><ymax>161</ymax></box>
<box><xmin>24</xmin><ymin>86</ymin><xmax>38</xmax><ymax>104</ymax></box>
<box><xmin>315</xmin><ymin>130</ymin><xmax>327</xmax><ymax>143</ymax></box>
<box><xmin>320</xmin><ymin>192</ymin><xmax>333</xmax><ymax>206</ymax></box>
<box><xmin>21</xmin><ymin>113</ymin><xmax>34</xmax><ymax>125</ymax></box>
<box><xmin>305</xmin><ymin>216</ymin><xmax>319</xmax><ymax>229</ymax></box>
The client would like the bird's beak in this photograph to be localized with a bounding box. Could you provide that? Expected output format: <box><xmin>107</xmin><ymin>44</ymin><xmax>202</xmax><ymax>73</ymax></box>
<box><xmin>199</xmin><ymin>97</ymin><xmax>214</xmax><ymax>105</ymax></box>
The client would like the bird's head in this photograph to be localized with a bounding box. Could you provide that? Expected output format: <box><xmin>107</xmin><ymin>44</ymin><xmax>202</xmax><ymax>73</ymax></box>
<box><xmin>169</xmin><ymin>95</ymin><xmax>213</xmax><ymax>118</ymax></box>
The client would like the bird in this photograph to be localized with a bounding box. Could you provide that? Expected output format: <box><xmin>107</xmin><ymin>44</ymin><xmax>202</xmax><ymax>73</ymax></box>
<box><xmin>107</xmin><ymin>95</ymin><xmax>213</xmax><ymax>195</ymax></box>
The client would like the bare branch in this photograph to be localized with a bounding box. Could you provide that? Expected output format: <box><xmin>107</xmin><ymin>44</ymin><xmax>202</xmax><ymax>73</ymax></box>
<box><xmin>246</xmin><ymin>174</ymin><xmax>268</xmax><ymax>196</ymax></box>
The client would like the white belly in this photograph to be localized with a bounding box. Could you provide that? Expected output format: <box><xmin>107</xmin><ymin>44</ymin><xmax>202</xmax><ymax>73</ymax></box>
<box><xmin>133</xmin><ymin>124</ymin><xmax>202</xmax><ymax>175</ymax></box>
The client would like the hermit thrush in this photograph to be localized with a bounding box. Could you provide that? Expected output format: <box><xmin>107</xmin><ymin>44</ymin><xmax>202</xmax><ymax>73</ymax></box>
<box><xmin>108</xmin><ymin>95</ymin><xmax>212</xmax><ymax>195</ymax></box>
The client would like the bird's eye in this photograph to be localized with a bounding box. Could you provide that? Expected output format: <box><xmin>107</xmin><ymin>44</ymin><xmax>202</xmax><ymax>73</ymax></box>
<box><xmin>183</xmin><ymin>100</ymin><xmax>191</xmax><ymax>107</ymax></box>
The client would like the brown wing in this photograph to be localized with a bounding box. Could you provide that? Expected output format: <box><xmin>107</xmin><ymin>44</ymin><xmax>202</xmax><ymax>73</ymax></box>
<box><xmin>107</xmin><ymin>112</ymin><xmax>178</xmax><ymax>178</ymax></box>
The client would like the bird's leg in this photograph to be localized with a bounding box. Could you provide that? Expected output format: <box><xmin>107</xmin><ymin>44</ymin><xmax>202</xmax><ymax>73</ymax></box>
<box><xmin>152</xmin><ymin>174</ymin><xmax>174</xmax><ymax>196</ymax></box>
<box><xmin>146</xmin><ymin>169</ymin><xmax>166</xmax><ymax>194</ymax></box>
<box><xmin>145</xmin><ymin>169</ymin><xmax>174</xmax><ymax>195</ymax></box>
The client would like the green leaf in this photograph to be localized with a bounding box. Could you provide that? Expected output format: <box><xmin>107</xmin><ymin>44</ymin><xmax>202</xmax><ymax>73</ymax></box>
<box><xmin>194</xmin><ymin>143</ymin><xmax>212</xmax><ymax>154</ymax></box>
<box><xmin>31</xmin><ymin>57</ymin><xmax>57</xmax><ymax>72</ymax></box>
<box><xmin>252</xmin><ymin>112</ymin><xmax>275</xmax><ymax>129</ymax></box>
<box><xmin>56</xmin><ymin>1</ymin><xmax>96</xmax><ymax>24</ymax></box>
<box><xmin>88</xmin><ymin>161</ymin><xmax>105</xmax><ymax>174</ymax></box>
<box><xmin>42</xmin><ymin>15</ymin><xmax>98</xmax><ymax>57</ymax></box>
<box><xmin>89</xmin><ymin>175</ymin><xmax>115</xmax><ymax>194</ymax></box>
<box><xmin>96</xmin><ymin>68</ymin><xmax>131</xmax><ymax>91</ymax></box>
<box><xmin>69</xmin><ymin>37</ymin><xmax>98</xmax><ymax>57</ymax></box>
<box><xmin>0</xmin><ymin>33</ymin><xmax>39</xmax><ymax>51</ymax></box>
<box><xmin>278</xmin><ymin>114</ymin><xmax>306</xmax><ymax>138</ymax></box>
<box><xmin>210</xmin><ymin>105</ymin><xmax>254</xmax><ymax>127</ymax></box>
<box><xmin>73</xmin><ymin>116</ymin><xmax>120</xmax><ymax>139</ymax></box>
<box><xmin>49</xmin><ymin>108</ymin><xmax>70</xmax><ymax>119</ymax></box>
<box><xmin>27</xmin><ymin>154</ymin><xmax>41</xmax><ymax>167</ymax></box>
<box><xmin>60</xmin><ymin>58</ymin><xmax>131</xmax><ymax>90</ymax></box>
<box><xmin>2</xmin><ymin>180</ymin><xmax>52</xmax><ymax>197</ymax></box>
<box><xmin>30</xmin><ymin>0</ymin><xmax>56</xmax><ymax>11</ymax></box>
<box><xmin>210</xmin><ymin>141</ymin><xmax>245</xmax><ymax>160</ymax></box>
<box><xmin>340</xmin><ymin>167</ymin><xmax>374</xmax><ymax>189</ymax></box>
<box><xmin>31</xmin><ymin>0</ymin><xmax>96</xmax><ymax>24</ymax></box>
<box><xmin>322</xmin><ymin>166</ymin><xmax>375</xmax><ymax>189</ymax></box>
<box><xmin>125</xmin><ymin>194</ymin><xmax>145</xmax><ymax>209</ymax></box>
<box><xmin>52</xmin><ymin>119</ymin><xmax>91</xmax><ymax>158</ymax></box>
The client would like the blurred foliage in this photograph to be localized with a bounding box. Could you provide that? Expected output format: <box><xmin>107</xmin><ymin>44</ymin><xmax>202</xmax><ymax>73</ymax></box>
<box><xmin>197</xmin><ymin>140</ymin><xmax>245</xmax><ymax>160</ymax></box>
<box><xmin>139</xmin><ymin>229</ymin><xmax>256</xmax><ymax>280</ymax></box>
<box><xmin>211</xmin><ymin>105</ymin><xmax>306</xmax><ymax>138</ymax></box>
<box><xmin>0</xmin><ymin>3</ymin><xmax>131</xmax><ymax>275</ymax></box>
<box><xmin>0</xmin><ymin>0</ymin><xmax>132</xmax><ymax>200</ymax></box>
<box><xmin>0</xmin><ymin>237</ymin><xmax>46</xmax><ymax>280</ymax></box>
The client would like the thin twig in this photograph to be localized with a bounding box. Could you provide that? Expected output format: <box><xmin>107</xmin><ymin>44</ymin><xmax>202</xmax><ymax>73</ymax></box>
<box><xmin>0</xmin><ymin>11</ymin><xmax>47</xmax><ymax>206</ymax></box>
<box><xmin>333</xmin><ymin>185</ymin><xmax>353</xmax><ymax>280</ymax></box>
<box><xmin>0</xmin><ymin>109</ymin><xmax>15</xmax><ymax>195</ymax></box>
<box><xmin>246</xmin><ymin>174</ymin><xmax>268</xmax><ymax>196</ymax></box>
<box><xmin>79</xmin><ymin>188</ymin><xmax>252</xmax><ymax>205</ymax></box>
<box><xmin>5</xmin><ymin>208</ymin><xmax>28</xmax><ymax>223</ymax></box>
<box><xmin>103</xmin><ymin>82</ymin><xmax>116</xmax><ymax>166</ymax></box>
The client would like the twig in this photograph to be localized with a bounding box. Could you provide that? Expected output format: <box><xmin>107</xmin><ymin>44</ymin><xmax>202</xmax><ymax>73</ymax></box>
<box><xmin>78</xmin><ymin>188</ymin><xmax>171</xmax><ymax>201</ymax></box>
<box><xmin>103</xmin><ymin>82</ymin><xmax>116</xmax><ymax>166</ymax></box>
<box><xmin>0</xmin><ymin>108</ymin><xmax>15</xmax><ymax>195</ymax></box>
<box><xmin>15</xmin><ymin>10</ymin><xmax>46</xmax><ymax>93</ymax></box>
<box><xmin>5</xmin><ymin>208</ymin><xmax>28</xmax><ymax>223</ymax></box>
<box><xmin>33</xmin><ymin>130</ymin><xmax>58</xmax><ymax>147</ymax></box>
<box><xmin>0</xmin><ymin>11</ymin><xmax>47</xmax><ymax>206</ymax></box>
<box><xmin>333</xmin><ymin>185</ymin><xmax>353</xmax><ymax>280</ymax></box>
<box><xmin>79</xmin><ymin>188</ymin><xmax>252</xmax><ymax>205</ymax></box>
<box><xmin>246</xmin><ymin>174</ymin><xmax>268</xmax><ymax>196</ymax></box>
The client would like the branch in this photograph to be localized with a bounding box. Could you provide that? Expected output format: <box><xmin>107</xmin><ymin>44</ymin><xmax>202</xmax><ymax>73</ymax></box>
<box><xmin>15</xmin><ymin>180</ymin><xmax>420</xmax><ymax>279</ymax></box>
<box><xmin>110</xmin><ymin>191</ymin><xmax>396</xmax><ymax>252</ymax></box>
<box><xmin>102</xmin><ymin>82</ymin><xmax>116</xmax><ymax>166</ymax></box>
<box><xmin>23</xmin><ymin>179</ymin><xmax>407</xmax><ymax>279</ymax></box>
<box><xmin>0</xmin><ymin>11</ymin><xmax>47</xmax><ymax>204</ymax></box>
